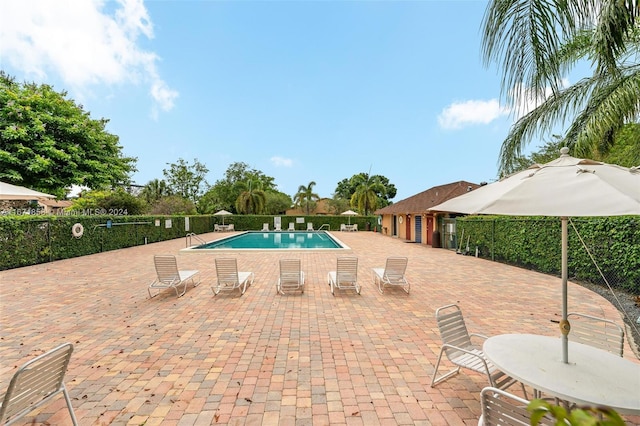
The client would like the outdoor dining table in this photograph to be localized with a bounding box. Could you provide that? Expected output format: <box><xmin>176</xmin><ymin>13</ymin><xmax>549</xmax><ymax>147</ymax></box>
<box><xmin>483</xmin><ymin>333</ymin><xmax>640</xmax><ymax>415</ymax></box>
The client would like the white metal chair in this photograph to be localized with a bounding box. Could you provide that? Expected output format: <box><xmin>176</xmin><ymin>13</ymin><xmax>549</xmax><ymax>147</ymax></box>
<box><xmin>327</xmin><ymin>256</ymin><xmax>360</xmax><ymax>295</ymax></box>
<box><xmin>431</xmin><ymin>304</ymin><xmax>523</xmax><ymax>395</ymax></box>
<box><xmin>213</xmin><ymin>258</ymin><xmax>254</xmax><ymax>296</ymax></box>
<box><xmin>567</xmin><ymin>312</ymin><xmax>624</xmax><ymax>356</ymax></box>
<box><xmin>149</xmin><ymin>255</ymin><xmax>200</xmax><ymax>298</ymax></box>
<box><xmin>478</xmin><ymin>387</ymin><xmax>552</xmax><ymax>426</ymax></box>
<box><xmin>277</xmin><ymin>258</ymin><xmax>305</xmax><ymax>295</ymax></box>
<box><xmin>0</xmin><ymin>343</ymin><xmax>78</xmax><ymax>426</ymax></box>
<box><xmin>372</xmin><ymin>256</ymin><xmax>409</xmax><ymax>294</ymax></box>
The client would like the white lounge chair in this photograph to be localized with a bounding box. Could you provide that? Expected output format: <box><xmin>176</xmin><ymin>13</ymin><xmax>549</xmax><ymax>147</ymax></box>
<box><xmin>288</xmin><ymin>223</ymin><xmax>295</xmax><ymax>231</ymax></box>
<box><xmin>431</xmin><ymin>304</ymin><xmax>524</xmax><ymax>395</ymax></box>
<box><xmin>372</xmin><ymin>256</ymin><xmax>409</xmax><ymax>294</ymax></box>
<box><xmin>567</xmin><ymin>312</ymin><xmax>625</xmax><ymax>356</ymax></box>
<box><xmin>149</xmin><ymin>255</ymin><xmax>200</xmax><ymax>298</ymax></box>
<box><xmin>213</xmin><ymin>258</ymin><xmax>255</xmax><ymax>296</ymax></box>
<box><xmin>262</xmin><ymin>223</ymin><xmax>269</xmax><ymax>231</ymax></box>
<box><xmin>277</xmin><ymin>258</ymin><xmax>305</xmax><ymax>294</ymax></box>
<box><xmin>274</xmin><ymin>223</ymin><xmax>282</xmax><ymax>231</ymax></box>
<box><xmin>327</xmin><ymin>256</ymin><xmax>360</xmax><ymax>295</ymax></box>
<box><xmin>306</xmin><ymin>223</ymin><xmax>314</xmax><ymax>231</ymax></box>
<box><xmin>0</xmin><ymin>343</ymin><xmax>78</xmax><ymax>425</ymax></box>
<box><xmin>478</xmin><ymin>387</ymin><xmax>550</xmax><ymax>426</ymax></box>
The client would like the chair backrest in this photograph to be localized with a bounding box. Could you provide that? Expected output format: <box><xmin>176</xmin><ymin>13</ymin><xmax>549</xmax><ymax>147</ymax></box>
<box><xmin>435</xmin><ymin>304</ymin><xmax>474</xmax><ymax>358</ymax></box>
<box><xmin>279</xmin><ymin>259</ymin><xmax>302</xmax><ymax>284</ymax></box>
<box><xmin>384</xmin><ymin>257</ymin><xmax>408</xmax><ymax>280</ymax></box>
<box><xmin>0</xmin><ymin>343</ymin><xmax>74</xmax><ymax>424</ymax></box>
<box><xmin>336</xmin><ymin>257</ymin><xmax>358</xmax><ymax>284</ymax></box>
<box><xmin>480</xmin><ymin>387</ymin><xmax>537</xmax><ymax>426</ymax></box>
<box><xmin>567</xmin><ymin>312</ymin><xmax>624</xmax><ymax>356</ymax></box>
<box><xmin>154</xmin><ymin>255</ymin><xmax>180</xmax><ymax>284</ymax></box>
<box><xmin>215</xmin><ymin>258</ymin><xmax>240</xmax><ymax>285</ymax></box>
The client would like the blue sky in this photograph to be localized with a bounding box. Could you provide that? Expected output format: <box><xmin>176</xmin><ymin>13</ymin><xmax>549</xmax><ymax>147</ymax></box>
<box><xmin>1</xmin><ymin>0</ymin><xmax>544</xmax><ymax>201</ymax></box>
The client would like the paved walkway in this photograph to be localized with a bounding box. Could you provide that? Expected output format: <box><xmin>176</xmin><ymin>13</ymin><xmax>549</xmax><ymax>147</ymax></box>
<box><xmin>1</xmin><ymin>232</ymin><xmax>638</xmax><ymax>425</ymax></box>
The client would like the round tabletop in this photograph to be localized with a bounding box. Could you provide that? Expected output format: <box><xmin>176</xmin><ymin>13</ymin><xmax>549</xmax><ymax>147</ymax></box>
<box><xmin>483</xmin><ymin>333</ymin><xmax>640</xmax><ymax>414</ymax></box>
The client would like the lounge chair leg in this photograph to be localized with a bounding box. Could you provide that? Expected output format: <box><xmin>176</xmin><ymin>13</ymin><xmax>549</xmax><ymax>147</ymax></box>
<box><xmin>430</xmin><ymin>348</ymin><xmax>460</xmax><ymax>387</ymax></box>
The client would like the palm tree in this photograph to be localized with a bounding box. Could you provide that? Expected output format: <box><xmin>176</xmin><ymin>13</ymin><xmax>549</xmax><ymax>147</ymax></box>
<box><xmin>350</xmin><ymin>175</ymin><xmax>385</xmax><ymax>215</ymax></box>
<box><xmin>293</xmin><ymin>181</ymin><xmax>320</xmax><ymax>215</ymax></box>
<box><xmin>481</xmin><ymin>1</ymin><xmax>640</xmax><ymax>173</ymax></box>
<box><xmin>140</xmin><ymin>179</ymin><xmax>171</xmax><ymax>204</ymax></box>
<box><xmin>235</xmin><ymin>179</ymin><xmax>266</xmax><ymax>214</ymax></box>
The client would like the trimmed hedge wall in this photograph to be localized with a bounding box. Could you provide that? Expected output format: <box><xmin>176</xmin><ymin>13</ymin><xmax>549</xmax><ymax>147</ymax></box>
<box><xmin>0</xmin><ymin>214</ymin><xmax>377</xmax><ymax>271</ymax></box>
<box><xmin>457</xmin><ymin>216</ymin><xmax>640</xmax><ymax>294</ymax></box>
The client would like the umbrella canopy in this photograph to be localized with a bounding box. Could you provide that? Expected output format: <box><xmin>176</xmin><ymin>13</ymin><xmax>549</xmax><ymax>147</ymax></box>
<box><xmin>341</xmin><ymin>209</ymin><xmax>358</xmax><ymax>224</ymax></box>
<box><xmin>213</xmin><ymin>209</ymin><xmax>233</xmax><ymax>225</ymax></box>
<box><xmin>430</xmin><ymin>148</ymin><xmax>640</xmax><ymax>363</ymax></box>
<box><xmin>0</xmin><ymin>181</ymin><xmax>56</xmax><ymax>200</ymax></box>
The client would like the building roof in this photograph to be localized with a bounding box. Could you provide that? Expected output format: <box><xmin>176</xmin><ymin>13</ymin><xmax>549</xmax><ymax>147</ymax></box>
<box><xmin>374</xmin><ymin>181</ymin><xmax>481</xmax><ymax>215</ymax></box>
<box><xmin>38</xmin><ymin>199</ymin><xmax>73</xmax><ymax>208</ymax></box>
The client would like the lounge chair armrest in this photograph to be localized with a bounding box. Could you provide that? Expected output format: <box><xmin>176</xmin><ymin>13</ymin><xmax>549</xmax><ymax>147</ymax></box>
<box><xmin>469</xmin><ymin>333</ymin><xmax>489</xmax><ymax>342</ymax></box>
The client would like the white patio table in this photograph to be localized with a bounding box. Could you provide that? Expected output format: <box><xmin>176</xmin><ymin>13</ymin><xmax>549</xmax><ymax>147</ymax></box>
<box><xmin>483</xmin><ymin>333</ymin><xmax>640</xmax><ymax>415</ymax></box>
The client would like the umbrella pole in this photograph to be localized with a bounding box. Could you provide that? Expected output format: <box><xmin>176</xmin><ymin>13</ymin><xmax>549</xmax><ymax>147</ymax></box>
<box><xmin>560</xmin><ymin>217</ymin><xmax>569</xmax><ymax>363</ymax></box>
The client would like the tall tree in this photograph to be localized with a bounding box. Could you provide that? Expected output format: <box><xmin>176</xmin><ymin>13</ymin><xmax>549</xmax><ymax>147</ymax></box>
<box><xmin>481</xmin><ymin>1</ymin><xmax>640</xmax><ymax>174</ymax></box>
<box><xmin>335</xmin><ymin>173</ymin><xmax>396</xmax><ymax>210</ymax></box>
<box><xmin>235</xmin><ymin>179</ymin><xmax>266</xmax><ymax>214</ymax></box>
<box><xmin>163</xmin><ymin>158</ymin><xmax>208</xmax><ymax>204</ymax></box>
<box><xmin>200</xmin><ymin>162</ymin><xmax>277</xmax><ymax>214</ymax></box>
<box><xmin>140</xmin><ymin>178</ymin><xmax>171</xmax><ymax>204</ymax></box>
<box><xmin>293</xmin><ymin>181</ymin><xmax>320</xmax><ymax>215</ymax></box>
<box><xmin>0</xmin><ymin>72</ymin><xmax>136</xmax><ymax>198</ymax></box>
<box><xmin>350</xmin><ymin>174</ymin><xmax>386</xmax><ymax>215</ymax></box>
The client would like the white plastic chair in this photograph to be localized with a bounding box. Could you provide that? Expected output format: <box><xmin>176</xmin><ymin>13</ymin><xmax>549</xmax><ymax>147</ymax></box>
<box><xmin>372</xmin><ymin>256</ymin><xmax>409</xmax><ymax>294</ymax></box>
<box><xmin>262</xmin><ymin>223</ymin><xmax>269</xmax><ymax>231</ymax></box>
<box><xmin>0</xmin><ymin>343</ymin><xmax>78</xmax><ymax>426</ymax></box>
<box><xmin>149</xmin><ymin>255</ymin><xmax>200</xmax><ymax>298</ymax></box>
<box><xmin>213</xmin><ymin>258</ymin><xmax>254</xmax><ymax>296</ymax></box>
<box><xmin>288</xmin><ymin>223</ymin><xmax>295</xmax><ymax>231</ymax></box>
<box><xmin>306</xmin><ymin>222</ymin><xmax>314</xmax><ymax>231</ymax></box>
<box><xmin>567</xmin><ymin>312</ymin><xmax>624</xmax><ymax>356</ymax></box>
<box><xmin>431</xmin><ymin>304</ymin><xmax>523</xmax><ymax>395</ymax></box>
<box><xmin>327</xmin><ymin>257</ymin><xmax>360</xmax><ymax>295</ymax></box>
<box><xmin>478</xmin><ymin>387</ymin><xmax>552</xmax><ymax>426</ymax></box>
<box><xmin>277</xmin><ymin>258</ymin><xmax>305</xmax><ymax>295</ymax></box>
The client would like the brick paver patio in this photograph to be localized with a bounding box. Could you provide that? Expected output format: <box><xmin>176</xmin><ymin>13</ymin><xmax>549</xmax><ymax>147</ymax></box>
<box><xmin>1</xmin><ymin>231</ymin><xmax>638</xmax><ymax>425</ymax></box>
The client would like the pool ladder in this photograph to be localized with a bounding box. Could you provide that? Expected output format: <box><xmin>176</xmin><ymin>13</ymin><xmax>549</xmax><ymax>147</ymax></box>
<box><xmin>186</xmin><ymin>232</ymin><xmax>206</xmax><ymax>248</ymax></box>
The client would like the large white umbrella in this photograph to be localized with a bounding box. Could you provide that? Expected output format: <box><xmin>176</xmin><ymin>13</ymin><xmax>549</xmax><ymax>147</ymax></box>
<box><xmin>0</xmin><ymin>181</ymin><xmax>56</xmax><ymax>200</ymax></box>
<box><xmin>430</xmin><ymin>148</ymin><xmax>640</xmax><ymax>363</ymax></box>
<box><xmin>213</xmin><ymin>209</ymin><xmax>233</xmax><ymax>225</ymax></box>
<box><xmin>341</xmin><ymin>209</ymin><xmax>358</xmax><ymax>225</ymax></box>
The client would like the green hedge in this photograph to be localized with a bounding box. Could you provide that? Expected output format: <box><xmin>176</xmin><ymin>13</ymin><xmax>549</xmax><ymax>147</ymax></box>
<box><xmin>0</xmin><ymin>214</ymin><xmax>377</xmax><ymax>271</ymax></box>
<box><xmin>457</xmin><ymin>216</ymin><xmax>640</xmax><ymax>294</ymax></box>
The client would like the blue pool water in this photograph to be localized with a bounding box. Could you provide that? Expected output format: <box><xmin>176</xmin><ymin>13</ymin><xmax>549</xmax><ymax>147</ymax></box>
<box><xmin>191</xmin><ymin>231</ymin><xmax>347</xmax><ymax>250</ymax></box>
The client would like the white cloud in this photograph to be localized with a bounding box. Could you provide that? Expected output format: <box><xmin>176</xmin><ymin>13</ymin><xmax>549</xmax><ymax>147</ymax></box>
<box><xmin>438</xmin><ymin>99</ymin><xmax>509</xmax><ymax>130</ymax></box>
<box><xmin>0</xmin><ymin>0</ymin><xmax>177</xmax><ymax>115</ymax></box>
<box><xmin>270</xmin><ymin>156</ymin><xmax>294</xmax><ymax>167</ymax></box>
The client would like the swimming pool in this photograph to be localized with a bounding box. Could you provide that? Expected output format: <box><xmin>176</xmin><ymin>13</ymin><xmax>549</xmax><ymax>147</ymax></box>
<box><xmin>187</xmin><ymin>231</ymin><xmax>349</xmax><ymax>251</ymax></box>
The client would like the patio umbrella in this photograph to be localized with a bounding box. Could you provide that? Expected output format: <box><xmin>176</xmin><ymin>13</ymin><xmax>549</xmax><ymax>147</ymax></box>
<box><xmin>213</xmin><ymin>209</ymin><xmax>233</xmax><ymax>225</ymax></box>
<box><xmin>0</xmin><ymin>181</ymin><xmax>56</xmax><ymax>200</ymax></box>
<box><xmin>429</xmin><ymin>147</ymin><xmax>640</xmax><ymax>363</ymax></box>
<box><xmin>341</xmin><ymin>209</ymin><xmax>358</xmax><ymax>225</ymax></box>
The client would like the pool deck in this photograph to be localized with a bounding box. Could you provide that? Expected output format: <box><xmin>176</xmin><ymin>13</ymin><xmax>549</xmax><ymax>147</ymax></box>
<box><xmin>0</xmin><ymin>231</ymin><xmax>638</xmax><ymax>425</ymax></box>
